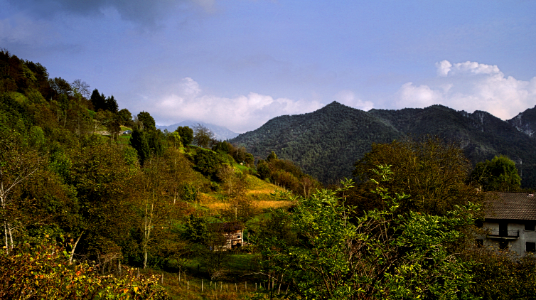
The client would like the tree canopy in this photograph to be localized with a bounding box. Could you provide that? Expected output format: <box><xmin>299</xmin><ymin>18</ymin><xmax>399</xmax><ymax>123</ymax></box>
<box><xmin>137</xmin><ymin>111</ymin><xmax>156</xmax><ymax>131</ymax></box>
<box><xmin>176</xmin><ymin>126</ymin><xmax>193</xmax><ymax>146</ymax></box>
<box><xmin>351</xmin><ymin>137</ymin><xmax>483</xmax><ymax>216</ymax></box>
<box><xmin>470</xmin><ymin>155</ymin><xmax>522</xmax><ymax>192</ymax></box>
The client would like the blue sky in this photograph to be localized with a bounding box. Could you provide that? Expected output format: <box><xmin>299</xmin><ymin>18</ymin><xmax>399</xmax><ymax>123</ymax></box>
<box><xmin>1</xmin><ymin>0</ymin><xmax>535</xmax><ymax>132</ymax></box>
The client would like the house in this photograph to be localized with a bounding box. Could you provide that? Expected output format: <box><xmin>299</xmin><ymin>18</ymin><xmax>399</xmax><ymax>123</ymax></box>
<box><xmin>211</xmin><ymin>221</ymin><xmax>244</xmax><ymax>250</ymax></box>
<box><xmin>480</xmin><ymin>192</ymin><xmax>536</xmax><ymax>256</ymax></box>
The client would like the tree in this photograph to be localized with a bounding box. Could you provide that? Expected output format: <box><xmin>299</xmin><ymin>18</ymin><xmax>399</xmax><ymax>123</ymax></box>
<box><xmin>255</xmin><ymin>166</ymin><xmax>478</xmax><ymax>299</ymax></box>
<box><xmin>266</xmin><ymin>151</ymin><xmax>277</xmax><ymax>162</ymax></box>
<box><xmin>167</xmin><ymin>131</ymin><xmax>181</xmax><ymax>149</ymax></box>
<box><xmin>470</xmin><ymin>155</ymin><xmax>521</xmax><ymax>192</ymax></box>
<box><xmin>0</xmin><ymin>133</ymin><xmax>40</xmax><ymax>253</ymax></box>
<box><xmin>194</xmin><ymin>150</ymin><xmax>223</xmax><ymax>179</ymax></box>
<box><xmin>49</xmin><ymin>77</ymin><xmax>72</xmax><ymax>96</ymax></box>
<box><xmin>137</xmin><ymin>111</ymin><xmax>156</xmax><ymax>132</ymax></box>
<box><xmin>176</xmin><ymin>126</ymin><xmax>193</xmax><ymax>146</ymax></box>
<box><xmin>71</xmin><ymin>79</ymin><xmax>90</xmax><ymax>98</ymax></box>
<box><xmin>90</xmin><ymin>89</ymin><xmax>106</xmax><ymax>111</ymax></box>
<box><xmin>193</xmin><ymin>124</ymin><xmax>214</xmax><ymax>148</ymax></box>
<box><xmin>69</xmin><ymin>136</ymin><xmax>137</xmax><ymax>261</ymax></box>
<box><xmin>351</xmin><ymin>137</ymin><xmax>482</xmax><ymax>216</ymax></box>
<box><xmin>117</xmin><ymin>108</ymin><xmax>133</xmax><ymax>126</ymax></box>
<box><xmin>257</xmin><ymin>161</ymin><xmax>270</xmax><ymax>180</ymax></box>
<box><xmin>130</xmin><ymin>129</ymin><xmax>150</xmax><ymax>164</ymax></box>
<box><xmin>105</xmin><ymin>95</ymin><xmax>119</xmax><ymax>113</ymax></box>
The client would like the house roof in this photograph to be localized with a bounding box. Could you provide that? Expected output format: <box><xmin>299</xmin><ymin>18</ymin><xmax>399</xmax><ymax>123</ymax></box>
<box><xmin>485</xmin><ymin>192</ymin><xmax>536</xmax><ymax>221</ymax></box>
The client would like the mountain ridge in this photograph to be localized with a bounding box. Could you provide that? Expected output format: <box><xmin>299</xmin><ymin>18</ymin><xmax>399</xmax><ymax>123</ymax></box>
<box><xmin>231</xmin><ymin>101</ymin><xmax>536</xmax><ymax>188</ymax></box>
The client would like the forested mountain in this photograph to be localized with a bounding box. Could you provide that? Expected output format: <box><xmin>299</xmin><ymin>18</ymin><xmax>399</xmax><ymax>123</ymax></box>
<box><xmin>231</xmin><ymin>101</ymin><xmax>536</xmax><ymax>187</ymax></box>
<box><xmin>157</xmin><ymin>120</ymin><xmax>238</xmax><ymax>140</ymax></box>
<box><xmin>230</xmin><ymin>102</ymin><xmax>402</xmax><ymax>184</ymax></box>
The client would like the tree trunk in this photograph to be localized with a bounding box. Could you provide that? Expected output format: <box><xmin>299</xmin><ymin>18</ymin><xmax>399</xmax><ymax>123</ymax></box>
<box><xmin>143</xmin><ymin>202</ymin><xmax>154</xmax><ymax>269</ymax></box>
<box><xmin>70</xmin><ymin>231</ymin><xmax>84</xmax><ymax>264</ymax></box>
<box><xmin>3</xmin><ymin>221</ymin><xmax>9</xmax><ymax>254</ymax></box>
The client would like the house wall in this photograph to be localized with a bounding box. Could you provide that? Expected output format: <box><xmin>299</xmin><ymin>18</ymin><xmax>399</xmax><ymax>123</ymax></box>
<box><xmin>483</xmin><ymin>221</ymin><xmax>536</xmax><ymax>256</ymax></box>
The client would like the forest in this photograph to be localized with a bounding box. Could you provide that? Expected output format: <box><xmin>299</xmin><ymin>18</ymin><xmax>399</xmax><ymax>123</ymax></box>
<box><xmin>2</xmin><ymin>49</ymin><xmax>536</xmax><ymax>300</ymax></box>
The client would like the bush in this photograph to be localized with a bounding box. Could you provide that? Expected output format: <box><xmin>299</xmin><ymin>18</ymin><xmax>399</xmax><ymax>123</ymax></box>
<box><xmin>0</xmin><ymin>238</ymin><xmax>170</xmax><ymax>299</ymax></box>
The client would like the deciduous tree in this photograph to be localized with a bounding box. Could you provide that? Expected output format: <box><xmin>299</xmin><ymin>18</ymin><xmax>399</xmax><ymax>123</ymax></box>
<box><xmin>176</xmin><ymin>126</ymin><xmax>193</xmax><ymax>146</ymax></box>
<box><xmin>351</xmin><ymin>137</ymin><xmax>482</xmax><ymax>216</ymax></box>
<box><xmin>470</xmin><ymin>155</ymin><xmax>521</xmax><ymax>192</ymax></box>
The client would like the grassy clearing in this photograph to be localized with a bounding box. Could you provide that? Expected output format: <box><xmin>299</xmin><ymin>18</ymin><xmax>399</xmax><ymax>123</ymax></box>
<box><xmin>198</xmin><ymin>175</ymin><xmax>295</xmax><ymax>212</ymax></box>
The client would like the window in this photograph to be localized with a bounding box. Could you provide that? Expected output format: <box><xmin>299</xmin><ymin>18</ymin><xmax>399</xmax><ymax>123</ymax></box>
<box><xmin>499</xmin><ymin>222</ymin><xmax>508</xmax><ymax>236</ymax></box>
<box><xmin>525</xmin><ymin>222</ymin><xmax>535</xmax><ymax>231</ymax></box>
<box><xmin>499</xmin><ymin>241</ymin><xmax>508</xmax><ymax>250</ymax></box>
<box><xmin>527</xmin><ymin>242</ymin><xmax>536</xmax><ymax>252</ymax></box>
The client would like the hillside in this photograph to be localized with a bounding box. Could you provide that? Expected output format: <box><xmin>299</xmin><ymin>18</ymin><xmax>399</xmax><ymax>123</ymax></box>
<box><xmin>231</xmin><ymin>102</ymin><xmax>536</xmax><ymax>188</ymax></box>
<box><xmin>0</xmin><ymin>50</ymin><xmax>316</xmax><ymax>299</ymax></box>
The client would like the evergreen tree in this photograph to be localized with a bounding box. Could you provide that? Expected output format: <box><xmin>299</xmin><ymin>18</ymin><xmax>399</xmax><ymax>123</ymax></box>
<box><xmin>90</xmin><ymin>89</ymin><xmax>106</xmax><ymax>111</ymax></box>
<box><xmin>105</xmin><ymin>95</ymin><xmax>118</xmax><ymax>113</ymax></box>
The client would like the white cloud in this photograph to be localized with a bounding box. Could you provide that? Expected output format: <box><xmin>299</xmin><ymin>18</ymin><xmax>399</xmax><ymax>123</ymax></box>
<box><xmin>334</xmin><ymin>90</ymin><xmax>374</xmax><ymax>111</ymax></box>
<box><xmin>436</xmin><ymin>60</ymin><xmax>452</xmax><ymax>77</ymax></box>
<box><xmin>450</xmin><ymin>61</ymin><xmax>500</xmax><ymax>76</ymax></box>
<box><xmin>395</xmin><ymin>60</ymin><xmax>536</xmax><ymax>119</ymax></box>
<box><xmin>396</xmin><ymin>82</ymin><xmax>443</xmax><ymax>108</ymax></box>
<box><xmin>142</xmin><ymin>77</ymin><xmax>323</xmax><ymax>133</ymax></box>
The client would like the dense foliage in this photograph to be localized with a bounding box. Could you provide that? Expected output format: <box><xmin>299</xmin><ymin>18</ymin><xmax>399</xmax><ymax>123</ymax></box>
<box><xmin>470</xmin><ymin>155</ymin><xmax>522</xmax><ymax>192</ymax></box>
<box><xmin>255</xmin><ymin>166</ymin><xmax>478</xmax><ymax>299</ymax></box>
<box><xmin>351</xmin><ymin>137</ymin><xmax>484</xmax><ymax>216</ymax></box>
<box><xmin>0</xmin><ymin>50</ymin><xmax>262</xmax><ymax>298</ymax></box>
<box><xmin>256</xmin><ymin>152</ymin><xmax>322</xmax><ymax>197</ymax></box>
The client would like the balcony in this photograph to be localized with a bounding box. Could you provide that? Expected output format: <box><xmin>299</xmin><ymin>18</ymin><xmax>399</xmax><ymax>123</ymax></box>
<box><xmin>486</xmin><ymin>229</ymin><xmax>519</xmax><ymax>240</ymax></box>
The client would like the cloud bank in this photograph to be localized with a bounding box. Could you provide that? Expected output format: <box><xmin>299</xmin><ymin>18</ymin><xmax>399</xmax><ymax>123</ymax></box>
<box><xmin>142</xmin><ymin>77</ymin><xmax>324</xmax><ymax>133</ymax></box>
<box><xmin>396</xmin><ymin>60</ymin><xmax>536</xmax><ymax>119</ymax></box>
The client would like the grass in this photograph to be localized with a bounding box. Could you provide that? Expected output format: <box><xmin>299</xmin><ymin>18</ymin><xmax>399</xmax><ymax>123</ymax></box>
<box><xmin>141</xmin><ymin>268</ymin><xmax>260</xmax><ymax>299</ymax></box>
<box><xmin>196</xmin><ymin>175</ymin><xmax>295</xmax><ymax>212</ymax></box>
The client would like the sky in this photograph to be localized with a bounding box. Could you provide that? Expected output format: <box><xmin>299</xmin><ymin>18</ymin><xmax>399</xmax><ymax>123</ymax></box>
<box><xmin>1</xmin><ymin>0</ymin><xmax>535</xmax><ymax>133</ymax></box>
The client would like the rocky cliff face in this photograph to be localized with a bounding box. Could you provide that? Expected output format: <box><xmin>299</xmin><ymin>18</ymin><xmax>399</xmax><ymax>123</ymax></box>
<box><xmin>508</xmin><ymin>106</ymin><xmax>536</xmax><ymax>139</ymax></box>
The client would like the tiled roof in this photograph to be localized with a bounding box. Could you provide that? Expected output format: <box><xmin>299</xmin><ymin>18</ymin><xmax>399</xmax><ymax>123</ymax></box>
<box><xmin>485</xmin><ymin>192</ymin><xmax>536</xmax><ymax>220</ymax></box>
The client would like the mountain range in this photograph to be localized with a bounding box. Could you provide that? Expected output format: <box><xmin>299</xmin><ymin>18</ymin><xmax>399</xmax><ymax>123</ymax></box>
<box><xmin>230</xmin><ymin>102</ymin><xmax>536</xmax><ymax>188</ymax></box>
<box><xmin>156</xmin><ymin>120</ymin><xmax>239</xmax><ymax>141</ymax></box>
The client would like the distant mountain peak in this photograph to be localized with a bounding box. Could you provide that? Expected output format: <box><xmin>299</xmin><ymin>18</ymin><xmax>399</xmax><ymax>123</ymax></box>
<box><xmin>156</xmin><ymin>121</ymin><xmax>238</xmax><ymax>141</ymax></box>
